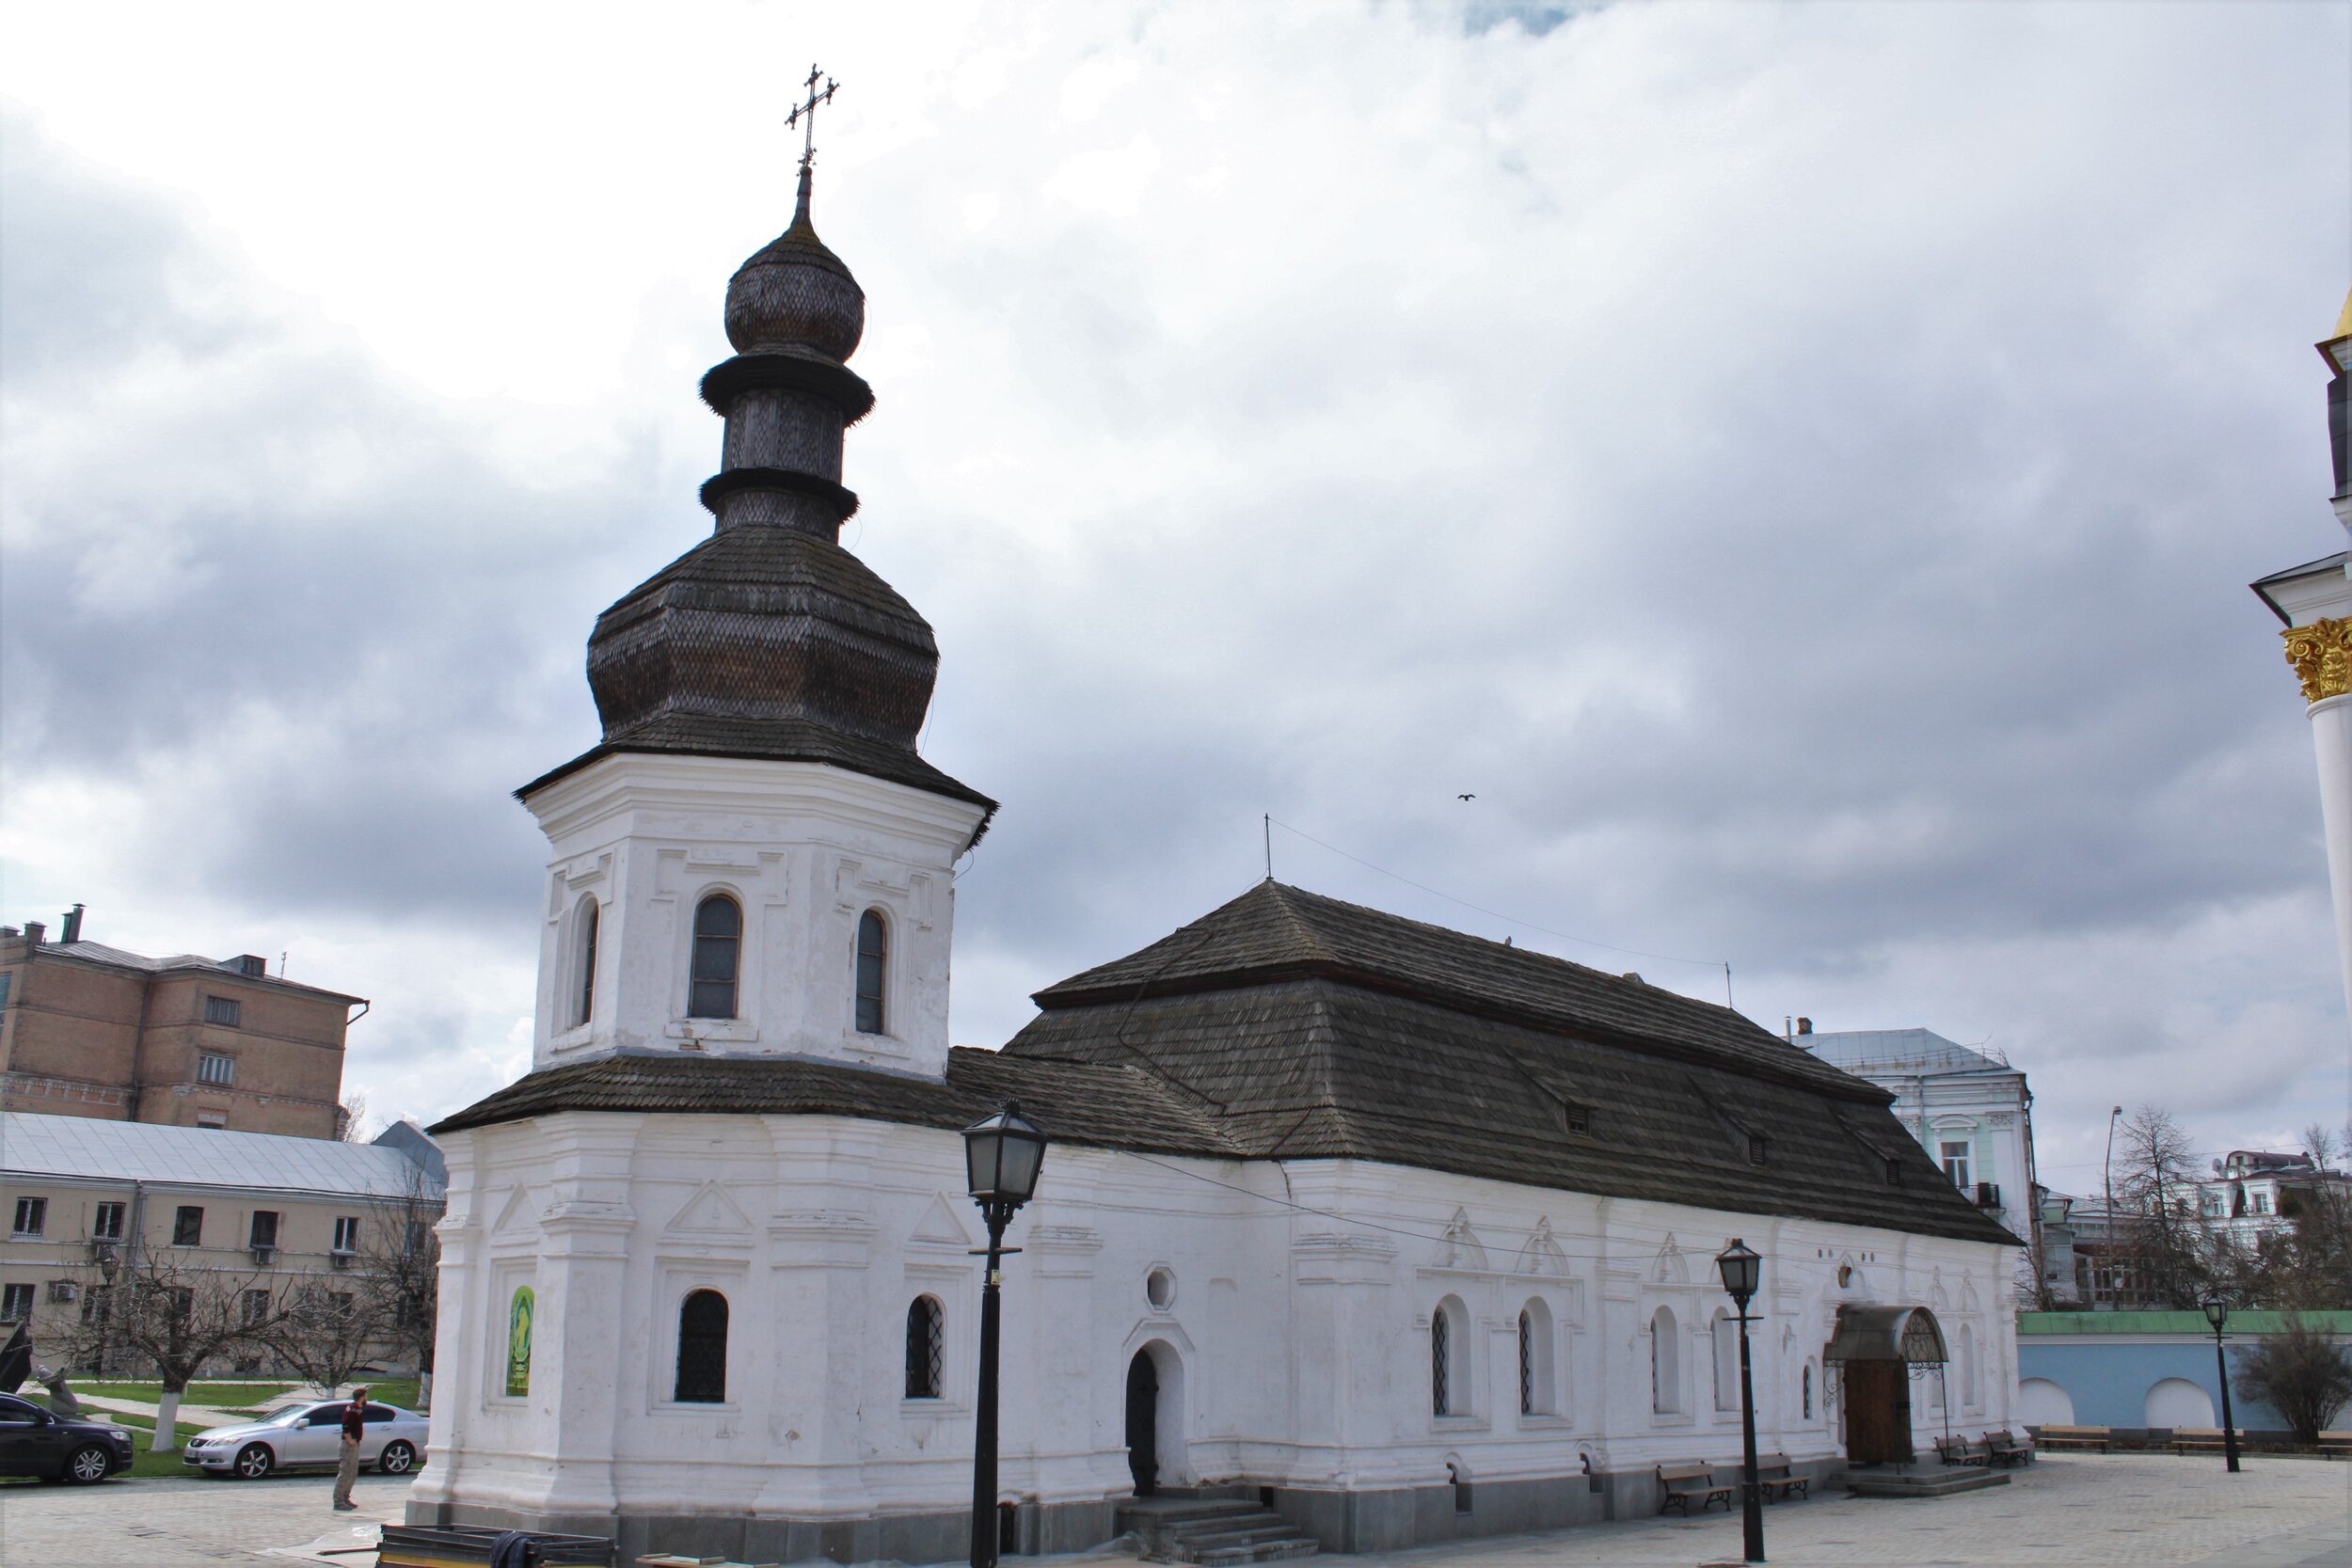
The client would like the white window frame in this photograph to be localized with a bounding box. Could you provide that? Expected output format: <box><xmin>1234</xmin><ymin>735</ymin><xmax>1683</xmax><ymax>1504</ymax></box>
<box><xmin>11</xmin><ymin>1196</ymin><xmax>44</xmax><ymax>1237</ymax></box>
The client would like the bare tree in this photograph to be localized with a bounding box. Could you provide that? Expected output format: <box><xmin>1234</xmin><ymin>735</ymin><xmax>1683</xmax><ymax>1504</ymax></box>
<box><xmin>2111</xmin><ymin>1106</ymin><xmax>2215</xmax><ymax>1308</ymax></box>
<box><xmin>2234</xmin><ymin>1315</ymin><xmax>2352</xmax><ymax>1443</ymax></box>
<box><xmin>260</xmin><ymin>1281</ymin><xmax>389</xmax><ymax>1395</ymax></box>
<box><xmin>337</xmin><ymin>1092</ymin><xmax>371</xmax><ymax>1142</ymax></box>
<box><xmin>55</xmin><ymin>1252</ymin><xmax>287</xmax><ymax>1453</ymax></box>
<box><xmin>356</xmin><ymin>1167</ymin><xmax>441</xmax><ymax>1407</ymax></box>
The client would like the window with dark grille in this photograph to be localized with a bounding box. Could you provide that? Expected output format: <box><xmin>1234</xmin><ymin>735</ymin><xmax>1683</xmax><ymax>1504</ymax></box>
<box><xmin>1884</xmin><ymin>1158</ymin><xmax>1902</xmax><ymax>1187</ymax></box>
<box><xmin>0</xmin><ymin>1284</ymin><xmax>30</xmax><ymax>1322</ymax></box>
<box><xmin>575</xmin><ymin>899</ymin><xmax>598</xmax><ymax>1027</ymax></box>
<box><xmin>1518</xmin><ymin>1310</ymin><xmax>1534</xmax><ymax>1415</ymax></box>
<box><xmin>905</xmin><ymin>1295</ymin><xmax>945</xmax><ymax>1399</ymax></box>
<box><xmin>1747</xmin><ymin>1134</ymin><xmax>1768</xmax><ymax>1166</ymax></box>
<box><xmin>689</xmin><ymin>896</ymin><xmax>741</xmax><ymax>1019</ymax></box>
<box><xmin>10</xmin><ymin>1197</ymin><xmax>44</xmax><ymax>1237</ymax></box>
<box><xmin>243</xmin><ymin>1289</ymin><xmax>272</xmax><ymax>1325</ymax></box>
<box><xmin>248</xmin><ymin>1211</ymin><xmax>279</xmax><ymax>1249</ymax></box>
<box><xmin>333</xmin><ymin>1216</ymin><xmax>360</xmax><ymax>1253</ymax></box>
<box><xmin>855</xmin><ymin>911</ymin><xmax>887</xmax><ymax>1034</ymax></box>
<box><xmin>674</xmin><ymin>1289</ymin><xmax>729</xmax><ymax>1402</ymax></box>
<box><xmin>173</xmin><ymin>1206</ymin><xmax>204</xmax><ymax>1246</ymax></box>
<box><xmin>93</xmin><ymin>1201</ymin><xmax>125</xmax><ymax>1240</ymax></box>
<box><xmin>198</xmin><ymin>1052</ymin><xmax>235</xmax><ymax>1086</ymax></box>
<box><xmin>1431</xmin><ymin>1308</ymin><xmax>1452</xmax><ymax>1416</ymax></box>
<box><xmin>204</xmin><ymin>994</ymin><xmax>242</xmax><ymax>1027</ymax></box>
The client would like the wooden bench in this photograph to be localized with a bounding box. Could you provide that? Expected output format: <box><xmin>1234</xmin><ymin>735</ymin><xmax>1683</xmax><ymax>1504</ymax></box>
<box><xmin>1756</xmin><ymin>1453</ymin><xmax>1810</xmax><ymax>1501</ymax></box>
<box><xmin>2318</xmin><ymin>1430</ymin><xmax>2352</xmax><ymax>1459</ymax></box>
<box><xmin>1983</xmin><ymin>1429</ymin><xmax>2034</xmax><ymax>1467</ymax></box>
<box><xmin>2030</xmin><ymin>1424</ymin><xmax>2109</xmax><ymax>1451</ymax></box>
<box><xmin>1933</xmin><ymin>1433</ymin><xmax>1988</xmax><ymax>1466</ymax></box>
<box><xmin>1657</xmin><ymin>1462</ymin><xmax>1735</xmax><ymax>1515</ymax></box>
<box><xmin>2169</xmin><ymin>1427</ymin><xmax>2239</xmax><ymax>1456</ymax></box>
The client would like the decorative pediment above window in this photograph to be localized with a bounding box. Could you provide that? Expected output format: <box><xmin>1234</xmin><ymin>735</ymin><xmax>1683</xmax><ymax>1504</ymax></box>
<box><xmin>1517</xmin><ymin>1217</ymin><xmax>1569</xmax><ymax>1276</ymax></box>
<box><xmin>662</xmin><ymin>1180</ymin><xmax>756</xmax><ymax>1242</ymax></box>
<box><xmin>1438</xmin><ymin>1208</ymin><xmax>1489</xmax><ymax>1271</ymax></box>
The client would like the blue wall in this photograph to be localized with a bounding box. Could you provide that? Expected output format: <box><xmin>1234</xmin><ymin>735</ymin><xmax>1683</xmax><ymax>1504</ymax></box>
<box><xmin>2017</xmin><ymin>1338</ymin><xmax>2280</xmax><ymax>1429</ymax></box>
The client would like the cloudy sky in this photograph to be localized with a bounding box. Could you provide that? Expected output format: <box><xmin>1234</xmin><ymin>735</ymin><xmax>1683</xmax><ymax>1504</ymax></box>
<box><xmin>3</xmin><ymin>1</ymin><xmax>2346</xmax><ymax>1196</ymax></box>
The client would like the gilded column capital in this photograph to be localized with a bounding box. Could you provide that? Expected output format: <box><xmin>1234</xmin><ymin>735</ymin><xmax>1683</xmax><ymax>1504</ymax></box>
<box><xmin>2284</xmin><ymin>617</ymin><xmax>2352</xmax><ymax>703</ymax></box>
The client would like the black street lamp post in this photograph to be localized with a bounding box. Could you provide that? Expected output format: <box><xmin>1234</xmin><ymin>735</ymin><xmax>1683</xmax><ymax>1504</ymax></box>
<box><xmin>1715</xmin><ymin>1239</ymin><xmax>1766</xmax><ymax>1564</ymax></box>
<box><xmin>2200</xmin><ymin>1291</ymin><xmax>2242</xmax><ymax>1474</ymax></box>
<box><xmin>963</xmin><ymin>1101</ymin><xmax>1048</xmax><ymax>1568</ymax></box>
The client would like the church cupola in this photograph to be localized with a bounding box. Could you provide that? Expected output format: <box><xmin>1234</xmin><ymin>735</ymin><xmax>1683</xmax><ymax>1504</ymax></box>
<box><xmin>516</xmin><ymin>72</ymin><xmax>992</xmax><ymax>1082</ymax></box>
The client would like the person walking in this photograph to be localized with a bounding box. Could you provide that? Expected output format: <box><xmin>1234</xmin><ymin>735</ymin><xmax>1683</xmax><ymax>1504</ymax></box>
<box><xmin>333</xmin><ymin>1386</ymin><xmax>370</xmax><ymax>1512</ymax></box>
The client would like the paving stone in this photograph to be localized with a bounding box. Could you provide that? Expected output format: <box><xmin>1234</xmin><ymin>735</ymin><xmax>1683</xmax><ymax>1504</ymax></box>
<box><xmin>5</xmin><ymin>1455</ymin><xmax>2349</xmax><ymax>1568</ymax></box>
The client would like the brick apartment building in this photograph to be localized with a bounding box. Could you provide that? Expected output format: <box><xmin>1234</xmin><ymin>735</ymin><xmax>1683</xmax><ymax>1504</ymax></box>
<box><xmin>0</xmin><ymin>908</ymin><xmax>365</xmax><ymax>1140</ymax></box>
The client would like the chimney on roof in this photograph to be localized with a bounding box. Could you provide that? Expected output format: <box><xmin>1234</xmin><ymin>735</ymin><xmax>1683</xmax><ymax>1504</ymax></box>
<box><xmin>1796</xmin><ymin>1016</ymin><xmax>1813</xmax><ymax>1036</ymax></box>
<box><xmin>59</xmin><ymin>904</ymin><xmax>84</xmax><ymax>943</ymax></box>
<box><xmin>24</xmin><ymin>921</ymin><xmax>45</xmax><ymax>946</ymax></box>
<box><xmin>1622</xmin><ymin>971</ymin><xmax>1644</xmax><ymax>984</ymax></box>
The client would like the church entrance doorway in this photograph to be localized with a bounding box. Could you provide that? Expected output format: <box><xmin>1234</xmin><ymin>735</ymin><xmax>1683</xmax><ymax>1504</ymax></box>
<box><xmin>1842</xmin><ymin>1360</ymin><xmax>1913</xmax><ymax>1465</ymax></box>
<box><xmin>1825</xmin><ymin>1304</ymin><xmax>1947</xmax><ymax>1468</ymax></box>
<box><xmin>1125</xmin><ymin>1350</ymin><xmax>1159</xmax><ymax>1496</ymax></box>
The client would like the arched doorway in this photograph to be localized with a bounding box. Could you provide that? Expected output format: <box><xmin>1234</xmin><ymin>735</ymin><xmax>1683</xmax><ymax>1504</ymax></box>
<box><xmin>1826</xmin><ymin>1305</ymin><xmax>1947</xmax><ymax>1466</ymax></box>
<box><xmin>1125</xmin><ymin>1350</ymin><xmax>1159</xmax><ymax>1495</ymax></box>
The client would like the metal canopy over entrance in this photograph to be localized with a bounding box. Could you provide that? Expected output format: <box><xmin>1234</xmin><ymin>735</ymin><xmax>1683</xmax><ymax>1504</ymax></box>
<box><xmin>1824</xmin><ymin>1305</ymin><xmax>1948</xmax><ymax>1366</ymax></box>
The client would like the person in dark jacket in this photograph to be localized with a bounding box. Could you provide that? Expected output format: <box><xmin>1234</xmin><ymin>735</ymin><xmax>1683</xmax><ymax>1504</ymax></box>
<box><xmin>333</xmin><ymin>1386</ymin><xmax>369</xmax><ymax>1511</ymax></box>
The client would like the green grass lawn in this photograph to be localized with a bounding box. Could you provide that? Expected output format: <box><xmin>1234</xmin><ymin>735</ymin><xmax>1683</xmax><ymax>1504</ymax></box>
<box><xmin>73</xmin><ymin>1380</ymin><xmax>301</xmax><ymax>1407</ymax></box>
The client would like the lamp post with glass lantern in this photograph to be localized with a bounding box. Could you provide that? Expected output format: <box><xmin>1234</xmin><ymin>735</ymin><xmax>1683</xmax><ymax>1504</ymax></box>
<box><xmin>2200</xmin><ymin>1291</ymin><xmax>2242</xmax><ymax>1474</ymax></box>
<box><xmin>1715</xmin><ymin>1239</ymin><xmax>1765</xmax><ymax>1564</ymax></box>
<box><xmin>962</xmin><ymin>1101</ymin><xmax>1047</xmax><ymax>1568</ymax></box>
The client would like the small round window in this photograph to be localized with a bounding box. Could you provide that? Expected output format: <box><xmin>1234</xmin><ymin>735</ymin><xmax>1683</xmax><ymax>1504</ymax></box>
<box><xmin>1145</xmin><ymin>1267</ymin><xmax>1177</xmax><ymax>1310</ymax></box>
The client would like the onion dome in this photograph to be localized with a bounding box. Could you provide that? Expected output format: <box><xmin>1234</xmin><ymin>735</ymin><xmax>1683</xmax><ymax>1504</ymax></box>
<box><xmin>724</xmin><ymin>166</ymin><xmax>865</xmax><ymax>361</ymax></box>
<box><xmin>518</xmin><ymin>164</ymin><xmax>994</xmax><ymax>830</ymax></box>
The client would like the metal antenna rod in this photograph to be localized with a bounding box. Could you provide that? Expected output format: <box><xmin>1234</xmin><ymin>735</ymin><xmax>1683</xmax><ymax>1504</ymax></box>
<box><xmin>1263</xmin><ymin>814</ymin><xmax>1273</xmax><ymax>881</ymax></box>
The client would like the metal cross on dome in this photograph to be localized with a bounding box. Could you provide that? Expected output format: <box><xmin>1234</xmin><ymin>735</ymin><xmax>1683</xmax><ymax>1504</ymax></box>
<box><xmin>787</xmin><ymin>65</ymin><xmax>838</xmax><ymax>172</ymax></box>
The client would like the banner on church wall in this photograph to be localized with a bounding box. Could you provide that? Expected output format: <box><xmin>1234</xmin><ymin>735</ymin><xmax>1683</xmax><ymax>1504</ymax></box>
<box><xmin>506</xmin><ymin>1286</ymin><xmax>534</xmax><ymax>1398</ymax></box>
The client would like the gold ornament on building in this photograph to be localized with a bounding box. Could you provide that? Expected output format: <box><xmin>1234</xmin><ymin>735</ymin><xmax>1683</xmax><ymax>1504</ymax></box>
<box><xmin>2284</xmin><ymin>617</ymin><xmax>2352</xmax><ymax>703</ymax></box>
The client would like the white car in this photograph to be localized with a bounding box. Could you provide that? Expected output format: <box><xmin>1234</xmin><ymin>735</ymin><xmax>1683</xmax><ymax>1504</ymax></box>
<box><xmin>181</xmin><ymin>1400</ymin><xmax>428</xmax><ymax>1480</ymax></box>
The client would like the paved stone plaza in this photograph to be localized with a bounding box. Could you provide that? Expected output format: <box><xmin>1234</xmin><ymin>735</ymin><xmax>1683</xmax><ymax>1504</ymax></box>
<box><xmin>3</xmin><ymin>1457</ymin><xmax>2348</xmax><ymax>1568</ymax></box>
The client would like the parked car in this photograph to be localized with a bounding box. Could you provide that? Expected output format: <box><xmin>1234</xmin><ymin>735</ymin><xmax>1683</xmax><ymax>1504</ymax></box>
<box><xmin>181</xmin><ymin>1400</ymin><xmax>428</xmax><ymax>1480</ymax></box>
<box><xmin>0</xmin><ymin>1391</ymin><xmax>135</xmax><ymax>1483</ymax></box>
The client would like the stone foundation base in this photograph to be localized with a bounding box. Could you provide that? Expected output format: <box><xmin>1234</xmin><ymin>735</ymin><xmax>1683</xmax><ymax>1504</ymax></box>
<box><xmin>404</xmin><ymin>1496</ymin><xmax>1116</xmax><ymax>1566</ymax></box>
<box><xmin>408</xmin><ymin>1460</ymin><xmax>1845</xmax><ymax>1563</ymax></box>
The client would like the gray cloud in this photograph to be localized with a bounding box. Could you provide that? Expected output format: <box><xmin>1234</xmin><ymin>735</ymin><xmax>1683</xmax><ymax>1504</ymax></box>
<box><xmin>3</xmin><ymin>2</ymin><xmax>2345</xmax><ymax>1172</ymax></box>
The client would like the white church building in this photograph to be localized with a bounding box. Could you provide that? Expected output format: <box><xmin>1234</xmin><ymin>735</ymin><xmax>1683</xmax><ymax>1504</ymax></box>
<box><xmin>407</xmin><ymin>153</ymin><xmax>2022</xmax><ymax>1565</ymax></box>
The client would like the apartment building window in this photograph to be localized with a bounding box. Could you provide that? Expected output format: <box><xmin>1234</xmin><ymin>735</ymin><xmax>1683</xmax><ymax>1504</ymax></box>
<box><xmin>248</xmin><ymin>1212</ymin><xmax>279</xmax><ymax>1250</ymax></box>
<box><xmin>1940</xmin><ymin>1140</ymin><xmax>1972</xmax><ymax>1190</ymax></box>
<box><xmin>172</xmin><ymin>1206</ymin><xmax>204</xmax><ymax>1246</ymax></box>
<box><xmin>203</xmin><ymin>994</ymin><xmax>243</xmax><ymax>1027</ymax></box>
<box><xmin>197</xmin><ymin>1112</ymin><xmax>227</xmax><ymax>1130</ymax></box>
<box><xmin>2254</xmin><ymin>1192</ymin><xmax>2273</xmax><ymax>1215</ymax></box>
<box><xmin>333</xmin><ymin>1216</ymin><xmax>360</xmax><ymax>1254</ymax></box>
<box><xmin>10</xmin><ymin>1197</ymin><xmax>45</xmax><ymax>1237</ymax></box>
<box><xmin>0</xmin><ymin>1284</ymin><xmax>31</xmax><ymax>1322</ymax></box>
<box><xmin>242</xmin><ymin>1289</ymin><xmax>272</xmax><ymax>1326</ymax></box>
<box><xmin>92</xmin><ymin>1202</ymin><xmax>125</xmax><ymax>1240</ymax></box>
<box><xmin>196</xmin><ymin>1052</ymin><xmax>236</xmax><ymax>1086</ymax></box>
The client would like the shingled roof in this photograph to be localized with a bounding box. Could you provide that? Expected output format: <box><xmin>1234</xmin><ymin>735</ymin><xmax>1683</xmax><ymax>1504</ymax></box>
<box><xmin>435</xmin><ymin>881</ymin><xmax>2015</xmax><ymax>1247</ymax></box>
<box><xmin>1002</xmin><ymin>882</ymin><xmax>2018</xmax><ymax>1246</ymax></box>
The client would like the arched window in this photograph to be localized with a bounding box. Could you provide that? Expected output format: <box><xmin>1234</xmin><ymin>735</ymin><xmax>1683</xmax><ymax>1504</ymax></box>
<box><xmin>1650</xmin><ymin>1306</ymin><xmax>1679</xmax><ymax>1415</ymax></box>
<box><xmin>905</xmin><ymin>1295</ymin><xmax>944</xmax><ymax>1399</ymax></box>
<box><xmin>1711</xmin><ymin>1309</ymin><xmax>1740</xmax><ymax>1412</ymax></box>
<box><xmin>573</xmin><ymin>897</ymin><xmax>599</xmax><ymax>1028</ymax></box>
<box><xmin>855</xmin><ymin>910</ymin><xmax>887</xmax><ymax>1035</ymax></box>
<box><xmin>1518</xmin><ymin>1298</ymin><xmax>1555</xmax><ymax>1417</ymax></box>
<box><xmin>690</xmin><ymin>895</ymin><xmax>741</xmax><ymax>1019</ymax></box>
<box><xmin>674</xmin><ymin>1290</ymin><xmax>728</xmax><ymax>1403</ymax></box>
<box><xmin>1431</xmin><ymin>1296</ymin><xmax>1469</xmax><ymax>1417</ymax></box>
<box><xmin>1961</xmin><ymin>1324</ymin><xmax>1979</xmax><ymax>1411</ymax></box>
